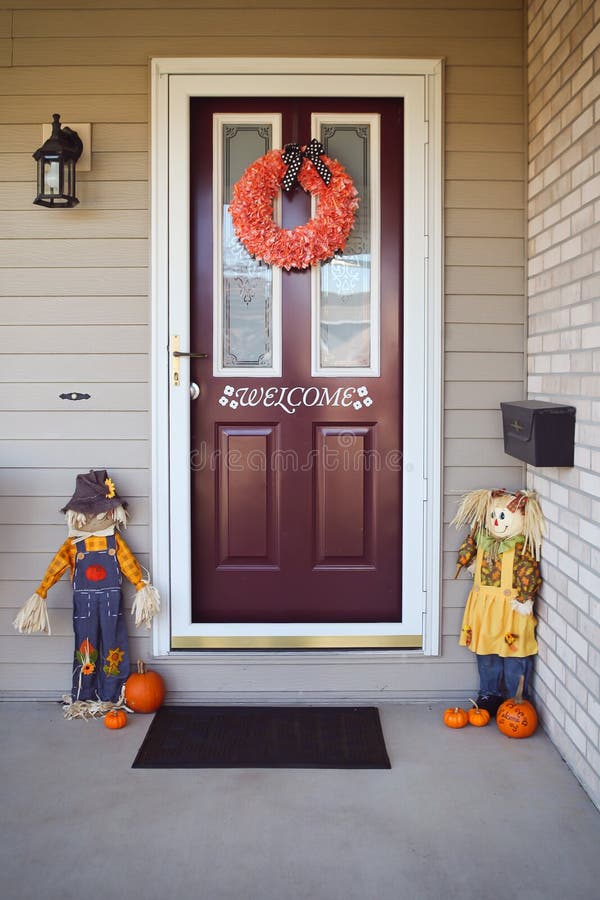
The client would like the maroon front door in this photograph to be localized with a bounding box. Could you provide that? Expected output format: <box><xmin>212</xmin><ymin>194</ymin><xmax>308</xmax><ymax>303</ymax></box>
<box><xmin>189</xmin><ymin>98</ymin><xmax>403</xmax><ymax>624</ymax></box>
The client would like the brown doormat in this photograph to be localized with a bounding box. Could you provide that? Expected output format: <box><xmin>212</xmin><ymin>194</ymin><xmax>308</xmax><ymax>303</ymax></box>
<box><xmin>132</xmin><ymin>706</ymin><xmax>391</xmax><ymax>769</ymax></box>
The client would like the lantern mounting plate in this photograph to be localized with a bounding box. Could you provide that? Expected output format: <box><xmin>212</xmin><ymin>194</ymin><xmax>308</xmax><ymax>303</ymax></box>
<box><xmin>42</xmin><ymin>122</ymin><xmax>91</xmax><ymax>171</ymax></box>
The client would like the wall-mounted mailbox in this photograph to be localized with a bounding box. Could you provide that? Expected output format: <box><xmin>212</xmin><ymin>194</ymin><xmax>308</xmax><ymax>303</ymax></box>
<box><xmin>500</xmin><ymin>400</ymin><xmax>576</xmax><ymax>467</ymax></box>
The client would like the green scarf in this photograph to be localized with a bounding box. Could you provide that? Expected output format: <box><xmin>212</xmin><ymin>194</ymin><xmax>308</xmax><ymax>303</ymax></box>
<box><xmin>476</xmin><ymin>530</ymin><xmax>524</xmax><ymax>562</ymax></box>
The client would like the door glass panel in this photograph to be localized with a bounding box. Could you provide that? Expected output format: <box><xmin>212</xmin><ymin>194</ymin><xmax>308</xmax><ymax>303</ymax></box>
<box><xmin>214</xmin><ymin>115</ymin><xmax>282</xmax><ymax>376</ymax></box>
<box><xmin>312</xmin><ymin>114</ymin><xmax>380</xmax><ymax>376</ymax></box>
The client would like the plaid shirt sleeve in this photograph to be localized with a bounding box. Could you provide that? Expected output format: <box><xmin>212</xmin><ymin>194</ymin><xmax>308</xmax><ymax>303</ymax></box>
<box><xmin>115</xmin><ymin>533</ymin><xmax>145</xmax><ymax>591</ymax></box>
<box><xmin>36</xmin><ymin>539</ymin><xmax>76</xmax><ymax>599</ymax></box>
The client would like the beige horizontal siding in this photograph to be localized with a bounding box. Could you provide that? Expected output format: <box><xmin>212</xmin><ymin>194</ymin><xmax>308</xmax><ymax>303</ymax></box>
<box><xmin>0</xmin><ymin>210</ymin><xmax>148</xmax><ymax>239</ymax></box>
<box><xmin>0</xmin><ymin>297</ymin><xmax>148</xmax><ymax>324</ymax></box>
<box><xmin>2</xmin><ymin>0</ymin><xmax>524</xmax><ymax>8</ymax></box>
<box><xmin>1</xmin><ymin>181</ymin><xmax>148</xmax><ymax>210</ymax></box>
<box><xmin>0</xmin><ymin>152</ymin><xmax>148</xmax><ymax>182</ymax></box>
<box><xmin>0</xmin><ymin>66</ymin><xmax>149</xmax><ymax>94</ymax></box>
<box><xmin>12</xmin><ymin>36</ymin><xmax>524</xmax><ymax>67</ymax></box>
<box><xmin>0</xmin><ymin>468</ymin><xmax>149</xmax><ymax>496</ymax></box>
<box><xmin>0</xmin><ymin>354</ymin><xmax>148</xmax><ymax>382</ymax></box>
<box><xmin>14</xmin><ymin>9</ymin><xmax>522</xmax><ymax>38</ymax></box>
<box><xmin>0</xmin><ymin>0</ymin><xmax>525</xmax><ymax>700</ymax></box>
<box><xmin>445</xmin><ymin>179</ymin><xmax>525</xmax><ymax>208</ymax></box>
<box><xmin>0</xmin><ymin>268</ymin><xmax>148</xmax><ymax>296</ymax></box>
<box><xmin>0</xmin><ymin>383</ymin><xmax>148</xmax><ymax>412</ymax></box>
<box><xmin>446</xmin><ymin>295</ymin><xmax>525</xmax><ymax>322</ymax></box>
<box><xmin>0</xmin><ymin>496</ymin><xmax>149</xmax><ymax>524</ymax></box>
<box><xmin>0</xmin><ymin>95</ymin><xmax>147</xmax><ymax>123</ymax></box>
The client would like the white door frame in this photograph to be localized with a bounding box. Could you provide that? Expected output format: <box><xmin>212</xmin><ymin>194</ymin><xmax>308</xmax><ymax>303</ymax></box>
<box><xmin>150</xmin><ymin>57</ymin><xmax>443</xmax><ymax>657</ymax></box>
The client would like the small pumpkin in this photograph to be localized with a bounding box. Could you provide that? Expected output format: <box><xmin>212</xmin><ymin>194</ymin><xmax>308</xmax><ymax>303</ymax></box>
<box><xmin>496</xmin><ymin>676</ymin><xmax>538</xmax><ymax>739</ymax></box>
<box><xmin>125</xmin><ymin>659</ymin><xmax>165</xmax><ymax>713</ymax></box>
<box><xmin>104</xmin><ymin>708</ymin><xmax>127</xmax><ymax>730</ymax></box>
<box><xmin>443</xmin><ymin>706</ymin><xmax>468</xmax><ymax>729</ymax></box>
<box><xmin>467</xmin><ymin>699</ymin><xmax>490</xmax><ymax>727</ymax></box>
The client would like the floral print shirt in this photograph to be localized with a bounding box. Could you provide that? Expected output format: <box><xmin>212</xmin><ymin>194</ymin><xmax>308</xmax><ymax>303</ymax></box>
<box><xmin>456</xmin><ymin>533</ymin><xmax>542</xmax><ymax>602</ymax></box>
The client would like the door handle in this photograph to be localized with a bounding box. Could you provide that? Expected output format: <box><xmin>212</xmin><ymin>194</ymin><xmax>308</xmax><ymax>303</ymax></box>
<box><xmin>172</xmin><ymin>335</ymin><xmax>208</xmax><ymax>387</ymax></box>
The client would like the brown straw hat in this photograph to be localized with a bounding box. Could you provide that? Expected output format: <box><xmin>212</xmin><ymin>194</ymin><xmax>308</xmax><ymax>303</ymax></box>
<box><xmin>60</xmin><ymin>469</ymin><xmax>127</xmax><ymax>514</ymax></box>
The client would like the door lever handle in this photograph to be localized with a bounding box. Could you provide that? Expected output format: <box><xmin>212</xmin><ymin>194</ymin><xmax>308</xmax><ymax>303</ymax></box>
<box><xmin>171</xmin><ymin>335</ymin><xmax>208</xmax><ymax>387</ymax></box>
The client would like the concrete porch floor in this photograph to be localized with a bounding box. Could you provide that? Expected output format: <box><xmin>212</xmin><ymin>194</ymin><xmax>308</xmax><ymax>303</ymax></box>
<box><xmin>1</xmin><ymin>701</ymin><xmax>599</xmax><ymax>900</ymax></box>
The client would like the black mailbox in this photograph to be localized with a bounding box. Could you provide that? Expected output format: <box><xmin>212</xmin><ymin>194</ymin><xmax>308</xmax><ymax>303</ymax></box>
<box><xmin>500</xmin><ymin>400</ymin><xmax>576</xmax><ymax>467</ymax></box>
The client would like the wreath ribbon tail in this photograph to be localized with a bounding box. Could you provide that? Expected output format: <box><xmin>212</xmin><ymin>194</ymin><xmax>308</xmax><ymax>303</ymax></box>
<box><xmin>281</xmin><ymin>143</ymin><xmax>303</xmax><ymax>192</ymax></box>
<box><xmin>303</xmin><ymin>138</ymin><xmax>332</xmax><ymax>185</ymax></box>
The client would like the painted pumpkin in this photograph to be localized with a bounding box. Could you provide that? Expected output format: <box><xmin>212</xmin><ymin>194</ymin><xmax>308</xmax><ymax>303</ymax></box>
<box><xmin>85</xmin><ymin>564</ymin><xmax>107</xmax><ymax>582</ymax></box>
<box><xmin>496</xmin><ymin>676</ymin><xmax>538</xmax><ymax>738</ymax></box>
<box><xmin>125</xmin><ymin>659</ymin><xmax>165</xmax><ymax>713</ymax></box>
<box><xmin>104</xmin><ymin>708</ymin><xmax>127</xmax><ymax>730</ymax></box>
<box><xmin>443</xmin><ymin>706</ymin><xmax>468</xmax><ymax>729</ymax></box>
<box><xmin>467</xmin><ymin>699</ymin><xmax>490</xmax><ymax>727</ymax></box>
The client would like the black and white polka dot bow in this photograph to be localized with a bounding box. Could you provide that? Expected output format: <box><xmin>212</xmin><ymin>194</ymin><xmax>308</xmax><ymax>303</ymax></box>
<box><xmin>281</xmin><ymin>144</ymin><xmax>303</xmax><ymax>192</ymax></box>
<box><xmin>303</xmin><ymin>139</ymin><xmax>332</xmax><ymax>185</ymax></box>
<box><xmin>281</xmin><ymin>140</ymin><xmax>332</xmax><ymax>192</ymax></box>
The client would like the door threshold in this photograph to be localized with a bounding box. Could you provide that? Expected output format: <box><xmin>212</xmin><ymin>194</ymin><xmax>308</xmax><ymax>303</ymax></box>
<box><xmin>171</xmin><ymin>634</ymin><xmax>423</xmax><ymax>650</ymax></box>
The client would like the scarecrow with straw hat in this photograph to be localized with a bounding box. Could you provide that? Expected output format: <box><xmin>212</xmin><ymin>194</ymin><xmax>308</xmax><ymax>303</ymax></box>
<box><xmin>452</xmin><ymin>488</ymin><xmax>545</xmax><ymax>716</ymax></box>
<box><xmin>14</xmin><ymin>470</ymin><xmax>159</xmax><ymax>717</ymax></box>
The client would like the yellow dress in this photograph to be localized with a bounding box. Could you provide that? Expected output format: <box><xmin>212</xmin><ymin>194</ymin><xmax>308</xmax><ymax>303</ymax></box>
<box><xmin>459</xmin><ymin>545</ymin><xmax>538</xmax><ymax>658</ymax></box>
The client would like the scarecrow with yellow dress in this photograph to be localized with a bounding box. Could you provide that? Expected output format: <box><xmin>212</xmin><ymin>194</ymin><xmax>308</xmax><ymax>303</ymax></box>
<box><xmin>452</xmin><ymin>489</ymin><xmax>545</xmax><ymax>716</ymax></box>
<box><xmin>14</xmin><ymin>470</ymin><xmax>159</xmax><ymax>715</ymax></box>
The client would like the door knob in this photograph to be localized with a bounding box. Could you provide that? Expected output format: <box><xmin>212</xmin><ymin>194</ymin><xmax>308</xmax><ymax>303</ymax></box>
<box><xmin>190</xmin><ymin>382</ymin><xmax>200</xmax><ymax>400</ymax></box>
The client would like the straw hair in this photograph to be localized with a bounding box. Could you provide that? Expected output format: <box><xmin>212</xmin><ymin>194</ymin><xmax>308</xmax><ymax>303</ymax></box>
<box><xmin>519</xmin><ymin>490</ymin><xmax>545</xmax><ymax>560</ymax></box>
<box><xmin>66</xmin><ymin>505</ymin><xmax>128</xmax><ymax>531</ymax></box>
<box><xmin>450</xmin><ymin>489</ymin><xmax>492</xmax><ymax>534</ymax></box>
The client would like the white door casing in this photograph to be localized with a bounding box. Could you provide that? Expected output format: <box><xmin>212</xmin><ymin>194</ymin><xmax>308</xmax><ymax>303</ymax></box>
<box><xmin>150</xmin><ymin>58</ymin><xmax>443</xmax><ymax>658</ymax></box>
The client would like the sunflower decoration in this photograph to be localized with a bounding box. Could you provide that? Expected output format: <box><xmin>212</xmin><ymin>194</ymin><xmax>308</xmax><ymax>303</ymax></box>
<box><xmin>103</xmin><ymin>647</ymin><xmax>125</xmax><ymax>677</ymax></box>
<box><xmin>104</xmin><ymin>476</ymin><xmax>116</xmax><ymax>499</ymax></box>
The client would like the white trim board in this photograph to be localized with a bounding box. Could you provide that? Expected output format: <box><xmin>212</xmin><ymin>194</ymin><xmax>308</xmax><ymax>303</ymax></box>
<box><xmin>151</xmin><ymin>57</ymin><xmax>443</xmax><ymax>661</ymax></box>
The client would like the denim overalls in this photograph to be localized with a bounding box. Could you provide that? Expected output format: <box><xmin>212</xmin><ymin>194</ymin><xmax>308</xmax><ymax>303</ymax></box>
<box><xmin>71</xmin><ymin>534</ymin><xmax>130</xmax><ymax>703</ymax></box>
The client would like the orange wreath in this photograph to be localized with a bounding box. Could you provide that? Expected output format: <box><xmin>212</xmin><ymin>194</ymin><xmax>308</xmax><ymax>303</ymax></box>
<box><xmin>229</xmin><ymin>147</ymin><xmax>359</xmax><ymax>271</ymax></box>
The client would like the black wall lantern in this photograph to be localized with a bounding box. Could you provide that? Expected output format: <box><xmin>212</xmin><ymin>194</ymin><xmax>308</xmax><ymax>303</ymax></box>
<box><xmin>33</xmin><ymin>114</ymin><xmax>83</xmax><ymax>208</ymax></box>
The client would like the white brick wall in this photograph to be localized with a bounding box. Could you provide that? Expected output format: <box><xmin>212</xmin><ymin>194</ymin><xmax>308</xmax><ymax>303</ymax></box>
<box><xmin>528</xmin><ymin>0</ymin><xmax>600</xmax><ymax>810</ymax></box>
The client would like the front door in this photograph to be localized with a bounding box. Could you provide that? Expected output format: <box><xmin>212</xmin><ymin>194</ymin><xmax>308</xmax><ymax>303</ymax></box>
<box><xmin>186</xmin><ymin>98</ymin><xmax>407</xmax><ymax>639</ymax></box>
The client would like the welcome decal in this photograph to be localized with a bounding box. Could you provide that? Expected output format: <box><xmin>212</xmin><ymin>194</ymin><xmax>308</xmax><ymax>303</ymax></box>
<box><xmin>218</xmin><ymin>384</ymin><xmax>374</xmax><ymax>415</ymax></box>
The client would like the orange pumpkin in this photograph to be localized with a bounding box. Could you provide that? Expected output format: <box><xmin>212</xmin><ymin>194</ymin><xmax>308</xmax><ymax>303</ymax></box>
<box><xmin>104</xmin><ymin>708</ymin><xmax>127</xmax><ymax>729</ymax></box>
<box><xmin>467</xmin><ymin>699</ymin><xmax>490</xmax><ymax>727</ymax></box>
<box><xmin>496</xmin><ymin>676</ymin><xmax>538</xmax><ymax>739</ymax></box>
<box><xmin>443</xmin><ymin>706</ymin><xmax>468</xmax><ymax>729</ymax></box>
<box><xmin>125</xmin><ymin>659</ymin><xmax>165</xmax><ymax>713</ymax></box>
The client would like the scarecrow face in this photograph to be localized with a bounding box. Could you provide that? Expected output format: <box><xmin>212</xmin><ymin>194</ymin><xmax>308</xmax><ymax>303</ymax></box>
<box><xmin>487</xmin><ymin>496</ymin><xmax>524</xmax><ymax>540</ymax></box>
<box><xmin>69</xmin><ymin>511</ymin><xmax>114</xmax><ymax>533</ymax></box>
<box><xmin>82</xmin><ymin>512</ymin><xmax>113</xmax><ymax>533</ymax></box>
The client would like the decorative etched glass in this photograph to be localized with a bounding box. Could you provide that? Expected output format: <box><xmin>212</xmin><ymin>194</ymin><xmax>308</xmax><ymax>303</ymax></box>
<box><xmin>316</xmin><ymin>119</ymin><xmax>378</xmax><ymax>374</ymax></box>
<box><xmin>221</xmin><ymin>124</ymin><xmax>273</xmax><ymax>369</ymax></box>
